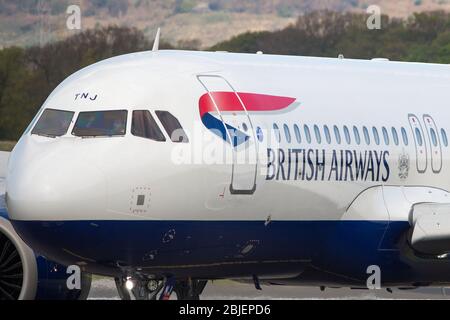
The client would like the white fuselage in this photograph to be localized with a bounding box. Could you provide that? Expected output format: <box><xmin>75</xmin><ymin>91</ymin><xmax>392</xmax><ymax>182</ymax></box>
<box><xmin>5</xmin><ymin>50</ymin><xmax>450</xmax><ymax>285</ymax></box>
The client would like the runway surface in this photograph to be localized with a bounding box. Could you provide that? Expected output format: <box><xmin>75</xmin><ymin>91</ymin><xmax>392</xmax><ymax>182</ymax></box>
<box><xmin>88</xmin><ymin>278</ymin><xmax>450</xmax><ymax>300</ymax></box>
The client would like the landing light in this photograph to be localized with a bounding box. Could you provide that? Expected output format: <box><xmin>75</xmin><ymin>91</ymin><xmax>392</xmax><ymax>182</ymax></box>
<box><xmin>125</xmin><ymin>278</ymin><xmax>134</xmax><ymax>290</ymax></box>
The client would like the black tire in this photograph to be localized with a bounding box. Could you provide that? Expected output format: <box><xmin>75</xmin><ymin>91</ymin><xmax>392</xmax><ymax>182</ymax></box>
<box><xmin>114</xmin><ymin>277</ymin><xmax>131</xmax><ymax>300</ymax></box>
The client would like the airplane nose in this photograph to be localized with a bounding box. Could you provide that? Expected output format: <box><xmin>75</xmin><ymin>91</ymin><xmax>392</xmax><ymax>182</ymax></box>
<box><xmin>4</xmin><ymin>140</ymin><xmax>109</xmax><ymax>267</ymax></box>
<box><xmin>6</xmin><ymin>148</ymin><xmax>107</xmax><ymax>222</ymax></box>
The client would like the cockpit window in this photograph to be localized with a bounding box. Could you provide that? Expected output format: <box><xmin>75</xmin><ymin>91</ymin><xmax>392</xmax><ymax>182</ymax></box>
<box><xmin>155</xmin><ymin>111</ymin><xmax>189</xmax><ymax>143</ymax></box>
<box><xmin>31</xmin><ymin>109</ymin><xmax>74</xmax><ymax>137</ymax></box>
<box><xmin>132</xmin><ymin>110</ymin><xmax>166</xmax><ymax>141</ymax></box>
<box><xmin>72</xmin><ymin>110</ymin><xmax>127</xmax><ymax>137</ymax></box>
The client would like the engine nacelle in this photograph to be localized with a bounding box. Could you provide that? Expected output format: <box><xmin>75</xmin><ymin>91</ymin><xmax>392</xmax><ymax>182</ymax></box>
<box><xmin>0</xmin><ymin>215</ymin><xmax>91</xmax><ymax>300</ymax></box>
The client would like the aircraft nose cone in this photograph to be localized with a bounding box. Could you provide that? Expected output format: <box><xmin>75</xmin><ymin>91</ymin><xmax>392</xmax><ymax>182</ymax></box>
<box><xmin>6</xmin><ymin>149</ymin><xmax>107</xmax><ymax>222</ymax></box>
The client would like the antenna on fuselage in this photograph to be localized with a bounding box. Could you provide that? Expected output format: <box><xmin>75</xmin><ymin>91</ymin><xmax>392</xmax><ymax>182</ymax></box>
<box><xmin>152</xmin><ymin>28</ymin><xmax>161</xmax><ymax>52</ymax></box>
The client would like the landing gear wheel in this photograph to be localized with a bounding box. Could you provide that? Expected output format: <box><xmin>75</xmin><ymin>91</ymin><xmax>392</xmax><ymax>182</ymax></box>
<box><xmin>115</xmin><ymin>277</ymin><xmax>162</xmax><ymax>300</ymax></box>
<box><xmin>173</xmin><ymin>286</ymin><xmax>199</xmax><ymax>300</ymax></box>
<box><xmin>173</xmin><ymin>280</ymin><xmax>208</xmax><ymax>300</ymax></box>
<box><xmin>115</xmin><ymin>277</ymin><xmax>131</xmax><ymax>300</ymax></box>
<box><xmin>115</xmin><ymin>277</ymin><xmax>208</xmax><ymax>300</ymax></box>
<box><xmin>67</xmin><ymin>272</ymin><xmax>92</xmax><ymax>300</ymax></box>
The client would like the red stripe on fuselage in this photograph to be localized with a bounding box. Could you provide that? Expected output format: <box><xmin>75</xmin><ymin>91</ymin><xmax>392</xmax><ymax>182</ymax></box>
<box><xmin>199</xmin><ymin>92</ymin><xmax>296</xmax><ymax>118</ymax></box>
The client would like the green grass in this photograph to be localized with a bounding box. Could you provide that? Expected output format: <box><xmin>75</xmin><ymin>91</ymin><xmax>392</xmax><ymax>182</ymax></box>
<box><xmin>0</xmin><ymin>141</ymin><xmax>16</xmax><ymax>152</ymax></box>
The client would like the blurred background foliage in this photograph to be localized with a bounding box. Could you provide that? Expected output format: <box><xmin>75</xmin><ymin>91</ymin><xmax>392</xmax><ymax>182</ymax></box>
<box><xmin>0</xmin><ymin>10</ymin><xmax>450</xmax><ymax>141</ymax></box>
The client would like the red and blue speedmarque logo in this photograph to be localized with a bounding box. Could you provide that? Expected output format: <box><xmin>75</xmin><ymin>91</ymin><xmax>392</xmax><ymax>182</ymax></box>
<box><xmin>199</xmin><ymin>92</ymin><xmax>297</xmax><ymax>147</ymax></box>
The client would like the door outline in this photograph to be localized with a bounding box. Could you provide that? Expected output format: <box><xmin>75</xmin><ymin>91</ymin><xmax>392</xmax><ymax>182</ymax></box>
<box><xmin>197</xmin><ymin>75</ymin><xmax>258</xmax><ymax>195</ymax></box>
<box><xmin>423</xmin><ymin>114</ymin><xmax>443</xmax><ymax>174</ymax></box>
<box><xmin>408</xmin><ymin>114</ymin><xmax>428</xmax><ymax>174</ymax></box>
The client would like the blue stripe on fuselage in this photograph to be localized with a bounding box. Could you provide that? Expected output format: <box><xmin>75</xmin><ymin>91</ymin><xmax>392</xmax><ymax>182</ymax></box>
<box><xmin>10</xmin><ymin>219</ymin><xmax>428</xmax><ymax>285</ymax></box>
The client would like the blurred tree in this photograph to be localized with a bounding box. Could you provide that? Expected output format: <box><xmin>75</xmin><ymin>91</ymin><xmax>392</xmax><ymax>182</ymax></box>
<box><xmin>0</xmin><ymin>47</ymin><xmax>36</xmax><ymax>139</ymax></box>
<box><xmin>0</xmin><ymin>26</ymin><xmax>171</xmax><ymax>139</ymax></box>
<box><xmin>1</xmin><ymin>12</ymin><xmax>450</xmax><ymax>140</ymax></box>
<box><xmin>212</xmin><ymin>10</ymin><xmax>450</xmax><ymax>61</ymax></box>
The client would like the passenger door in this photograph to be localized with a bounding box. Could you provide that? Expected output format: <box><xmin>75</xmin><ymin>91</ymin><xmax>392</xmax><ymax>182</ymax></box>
<box><xmin>197</xmin><ymin>75</ymin><xmax>258</xmax><ymax>195</ymax></box>
<box><xmin>423</xmin><ymin>114</ymin><xmax>442</xmax><ymax>173</ymax></box>
<box><xmin>408</xmin><ymin>114</ymin><xmax>428</xmax><ymax>174</ymax></box>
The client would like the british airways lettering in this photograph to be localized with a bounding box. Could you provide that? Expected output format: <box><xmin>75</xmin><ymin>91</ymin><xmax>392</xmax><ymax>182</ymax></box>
<box><xmin>267</xmin><ymin>148</ymin><xmax>390</xmax><ymax>182</ymax></box>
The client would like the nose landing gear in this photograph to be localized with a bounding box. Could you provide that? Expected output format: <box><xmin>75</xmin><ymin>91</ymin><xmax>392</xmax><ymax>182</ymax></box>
<box><xmin>115</xmin><ymin>276</ymin><xmax>207</xmax><ymax>300</ymax></box>
<box><xmin>115</xmin><ymin>277</ymin><xmax>164</xmax><ymax>300</ymax></box>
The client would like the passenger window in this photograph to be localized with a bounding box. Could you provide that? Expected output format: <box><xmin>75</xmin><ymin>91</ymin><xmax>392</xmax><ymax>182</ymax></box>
<box><xmin>343</xmin><ymin>126</ymin><xmax>351</xmax><ymax>144</ymax></box>
<box><xmin>353</xmin><ymin>126</ymin><xmax>361</xmax><ymax>145</ymax></box>
<box><xmin>32</xmin><ymin>109</ymin><xmax>74</xmax><ymax>137</ymax></box>
<box><xmin>284</xmin><ymin>124</ymin><xmax>291</xmax><ymax>143</ymax></box>
<box><xmin>294</xmin><ymin>124</ymin><xmax>301</xmax><ymax>143</ymax></box>
<box><xmin>334</xmin><ymin>125</ymin><xmax>341</xmax><ymax>144</ymax></box>
<box><xmin>314</xmin><ymin>125</ymin><xmax>321</xmax><ymax>144</ymax></box>
<box><xmin>441</xmin><ymin>129</ymin><xmax>448</xmax><ymax>147</ymax></box>
<box><xmin>132</xmin><ymin>110</ymin><xmax>166</xmax><ymax>141</ymax></box>
<box><xmin>155</xmin><ymin>111</ymin><xmax>189</xmax><ymax>143</ymax></box>
<box><xmin>273</xmin><ymin>124</ymin><xmax>281</xmax><ymax>143</ymax></box>
<box><xmin>430</xmin><ymin>128</ymin><xmax>438</xmax><ymax>147</ymax></box>
<box><xmin>415</xmin><ymin>128</ymin><xmax>423</xmax><ymax>146</ymax></box>
<box><xmin>373</xmin><ymin>127</ymin><xmax>380</xmax><ymax>145</ymax></box>
<box><xmin>324</xmin><ymin>125</ymin><xmax>331</xmax><ymax>144</ymax></box>
<box><xmin>363</xmin><ymin>126</ymin><xmax>370</xmax><ymax>145</ymax></box>
<box><xmin>73</xmin><ymin>110</ymin><xmax>127</xmax><ymax>137</ymax></box>
<box><xmin>382</xmin><ymin>127</ymin><xmax>390</xmax><ymax>145</ymax></box>
<box><xmin>392</xmin><ymin>127</ymin><xmax>399</xmax><ymax>146</ymax></box>
<box><xmin>304</xmin><ymin>125</ymin><xmax>312</xmax><ymax>144</ymax></box>
<box><xmin>401</xmin><ymin>127</ymin><xmax>409</xmax><ymax>146</ymax></box>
